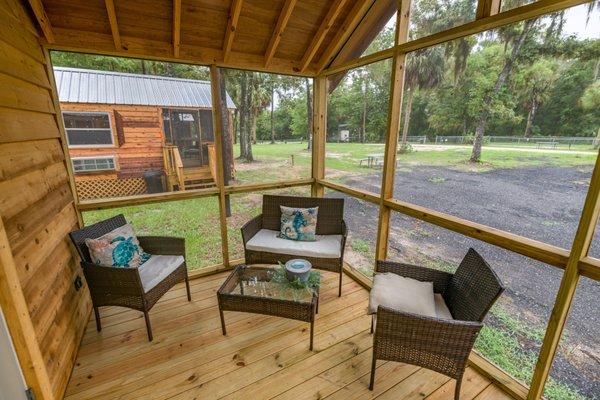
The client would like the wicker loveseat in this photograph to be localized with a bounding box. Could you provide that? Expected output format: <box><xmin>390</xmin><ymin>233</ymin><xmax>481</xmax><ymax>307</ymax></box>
<box><xmin>369</xmin><ymin>249</ymin><xmax>504</xmax><ymax>399</ymax></box>
<box><xmin>69</xmin><ymin>214</ymin><xmax>191</xmax><ymax>341</ymax></box>
<box><xmin>241</xmin><ymin>195</ymin><xmax>347</xmax><ymax>296</ymax></box>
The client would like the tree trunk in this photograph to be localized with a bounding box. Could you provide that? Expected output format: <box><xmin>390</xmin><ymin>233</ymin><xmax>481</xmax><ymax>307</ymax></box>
<box><xmin>524</xmin><ymin>97</ymin><xmax>539</xmax><ymax>138</ymax></box>
<box><xmin>245</xmin><ymin>73</ymin><xmax>254</xmax><ymax>162</ymax></box>
<box><xmin>306</xmin><ymin>78</ymin><xmax>313</xmax><ymax>150</ymax></box>
<box><xmin>140</xmin><ymin>60</ymin><xmax>147</xmax><ymax>74</ymax></box>
<box><xmin>238</xmin><ymin>72</ymin><xmax>249</xmax><ymax>160</ymax></box>
<box><xmin>400</xmin><ymin>87</ymin><xmax>414</xmax><ymax>148</ymax></box>
<box><xmin>270</xmin><ymin>85</ymin><xmax>275</xmax><ymax>144</ymax></box>
<box><xmin>361</xmin><ymin>82</ymin><xmax>367</xmax><ymax>143</ymax></box>
<box><xmin>470</xmin><ymin>19</ymin><xmax>536</xmax><ymax>163</ymax></box>
<box><xmin>216</xmin><ymin>68</ymin><xmax>232</xmax><ymax>216</ymax></box>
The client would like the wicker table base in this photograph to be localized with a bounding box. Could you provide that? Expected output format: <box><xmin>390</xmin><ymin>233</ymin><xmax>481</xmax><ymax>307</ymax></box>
<box><xmin>217</xmin><ymin>265</ymin><xmax>319</xmax><ymax>350</ymax></box>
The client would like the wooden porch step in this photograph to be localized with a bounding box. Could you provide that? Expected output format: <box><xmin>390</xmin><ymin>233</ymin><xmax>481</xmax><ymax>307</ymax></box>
<box><xmin>183</xmin><ymin>166</ymin><xmax>213</xmax><ymax>181</ymax></box>
<box><xmin>185</xmin><ymin>182</ymin><xmax>215</xmax><ymax>190</ymax></box>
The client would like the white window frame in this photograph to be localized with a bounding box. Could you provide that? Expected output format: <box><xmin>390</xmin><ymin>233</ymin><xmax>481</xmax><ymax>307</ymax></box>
<box><xmin>71</xmin><ymin>155</ymin><xmax>117</xmax><ymax>174</ymax></box>
<box><xmin>63</xmin><ymin>111</ymin><xmax>115</xmax><ymax>148</ymax></box>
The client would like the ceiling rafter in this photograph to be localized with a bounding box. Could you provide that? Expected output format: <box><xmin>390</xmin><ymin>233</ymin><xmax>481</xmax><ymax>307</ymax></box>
<box><xmin>27</xmin><ymin>0</ymin><xmax>54</xmax><ymax>43</ymax></box>
<box><xmin>223</xmin><ymin>0</ymin><xmax>244</xmax><ymax>62</ymax></box>
<box><xmin>104</xmin><ymin>0</ymin><xmax>121</xmax><ymax>50</ymax></box>
<box><xmin>173</xmin><ymin>0</ymin><xmax>181</xmax><ymax>57</ymax></box>
<box><xmin>476</xmin><ymin>0</ymin><xmax>502</xmax><ymax>19</ymax></box>
<box><xmin>314</xmin><ymin>0</ymin><xmax>374</xmax><ymax>73</ymax></box>
<box><xmin>264</xmin><ymin>0</ymin><xmax>297</xmax><ymax>67</ymax></box>
<box><xmin>299</xmin><ymin>0</ymin><xmax>349</xmax><ymax>73</ymax></box>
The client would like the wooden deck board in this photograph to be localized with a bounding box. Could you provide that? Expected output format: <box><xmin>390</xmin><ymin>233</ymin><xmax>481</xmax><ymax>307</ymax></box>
<box><xmin>64</xmin><ymin>271</ymin><xmax>514</xmax><ymax>400</ymax></box>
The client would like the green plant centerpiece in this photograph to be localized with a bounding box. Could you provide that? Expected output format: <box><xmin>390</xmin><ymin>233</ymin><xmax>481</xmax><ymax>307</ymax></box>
<box><xmin>271</xmin><ymin>262</ymin><xmax>321</xmax><ymax>295</ymax></box>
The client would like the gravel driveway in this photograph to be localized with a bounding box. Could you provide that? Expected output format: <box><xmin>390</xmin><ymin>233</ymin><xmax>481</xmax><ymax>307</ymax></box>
<box><xmin>330</xmin><ymin>164</ymin><xmax>599</xmax><ymax>398</ymax></box>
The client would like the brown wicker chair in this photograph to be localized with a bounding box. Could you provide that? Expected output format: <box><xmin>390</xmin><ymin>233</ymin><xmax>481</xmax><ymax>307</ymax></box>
<box><xmin>69</xmin><ymin>214</ymin><xmax>191</xmax><ymax>341</ymax></box>
<box><xmin>241</xmin><ymin>195</ymin><xmax>347</xmax><ymax>296</ymax></box>
<box><xmin>369</xmin><ymin>248</ymin><xmax>504</xmax><ymax>399</ymax></box>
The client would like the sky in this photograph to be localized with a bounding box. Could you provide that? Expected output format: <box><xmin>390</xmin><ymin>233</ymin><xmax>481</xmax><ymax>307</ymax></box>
<box><xmin>381</xmin><ymin>2</ymin><xmax>600</xmax><ymax>39</ymax></box>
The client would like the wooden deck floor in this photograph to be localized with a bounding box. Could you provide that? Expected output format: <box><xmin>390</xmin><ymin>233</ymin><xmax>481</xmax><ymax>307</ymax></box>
<box><xmin>64</xmin><ymin>270</ymin><xmax>514</xmax><ymax>400</ymax></box>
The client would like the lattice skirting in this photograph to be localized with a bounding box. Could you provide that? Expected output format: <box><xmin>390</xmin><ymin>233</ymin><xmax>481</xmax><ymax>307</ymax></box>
<box><xmin>76</xmin><ymin>178</ymin><xmax>148</xmax><ymax>200</ymax></box>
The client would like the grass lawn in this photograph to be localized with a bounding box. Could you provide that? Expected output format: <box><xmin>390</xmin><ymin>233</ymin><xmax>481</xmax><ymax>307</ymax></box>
<box><xmin>232</xmin><ymin>142</ymin><xmax>597</xmax><ymax>185</ymax></box>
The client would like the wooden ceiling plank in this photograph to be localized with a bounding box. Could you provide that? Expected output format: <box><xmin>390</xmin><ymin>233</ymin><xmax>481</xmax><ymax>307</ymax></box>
<box><xmin>27</xmin><ymin>0</ymin><xmax>54</xmax><ymax>43</ymax></box>
<box><xmin>264</xmin><ymin>0</ymin><xmax>297</xmax><ymax>67</ymax></box>
<box><xmin>315</xmin><ymin>0</ymin><xmax>374</xmax><ymax>73</ymax></box>
<box><xmin>299</xmin><ymin>0</ymin><xmax>349</xmax><ymax>73</ymax></box>
<box><xmin>222</xmin><ymin>0</ymin><xmax>244</xmax><ymax>62</ymax></box>
<box><xmin>476</xmin><ymin>0</ymin><xmax>502</xmax><ymax>19</ymax></box>
<box><xmin>173</xmin><ymin>0</ymin><xmax>181</xmax><ymax>57</ymax></box>
<box><xmin>104</xmin><ymin>0</ymin><xmax>121</xmax><ymax>50</ymax></box>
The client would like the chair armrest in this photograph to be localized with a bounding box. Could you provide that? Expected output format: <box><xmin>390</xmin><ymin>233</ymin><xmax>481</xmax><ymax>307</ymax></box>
<box><xmin>81</xmin><ymin>261</ymin><xmax>144</xmax><ymax>296</ymax></box>
<box><xmin>340</xmin><ymin>219</ymin><xmax>348</xmax><ymax>253</ymax></box>
<box><xmin>374</xmin><ymin>305</ymin><xmax>482</xmax><ymax>377</ymax></box>
<box><xmin>241</xmin><ymin>214</ymin><xmax>262</xmax><ymax>246</ymax></box>
<box><xmin>376</xmin><ymin>260</ymin><xmax>453</xmax><ymax>294</ymax></box>
<box><xmin>138</xmin><ymin>236</ymin><xmax>185</xmax><ymax>256</ymax></box>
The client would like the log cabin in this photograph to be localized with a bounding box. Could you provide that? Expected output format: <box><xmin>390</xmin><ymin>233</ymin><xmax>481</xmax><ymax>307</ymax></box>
<box><xmin>0</xmin><ymin>1</ymin><xmax>598</xmax><ymax>400</ymax></box>
<box><xmin>55</xmin><ymin>67</ymin><xmax>236</xmax><ymax>199</ymax></box>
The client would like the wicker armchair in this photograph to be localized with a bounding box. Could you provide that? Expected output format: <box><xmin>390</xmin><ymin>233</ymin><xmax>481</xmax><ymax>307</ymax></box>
<box><xmin>241</xmin><ymin>195</ymin><xmax>347</xmax><ymax>296</ymax></box>
<box><xmin>69</xmin><ymin>214</ymin><xmax>191</xmax><ymax>341</ymax></box>
<box><xmin>369</xmin><ymin>248</ymin><xmax>504</xmax><ymax>399</ymax></box>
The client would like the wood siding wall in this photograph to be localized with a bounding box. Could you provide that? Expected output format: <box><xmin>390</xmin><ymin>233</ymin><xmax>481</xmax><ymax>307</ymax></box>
<box><xmin>62</xmin><ymin>103</ymin><xmax>165</xmax><ymax>180</ymax></box>
<box><xmin>0</xmin><ymin>1</ymin><xmax>90</xmax><ymax>399</ymax></box>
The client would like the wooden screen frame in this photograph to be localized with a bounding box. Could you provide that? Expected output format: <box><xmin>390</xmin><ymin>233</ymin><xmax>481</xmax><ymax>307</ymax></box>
<box><xmin>42</xmin><ymin>0</ymin><xmax>599</xmax><ymax>398</ymax></box>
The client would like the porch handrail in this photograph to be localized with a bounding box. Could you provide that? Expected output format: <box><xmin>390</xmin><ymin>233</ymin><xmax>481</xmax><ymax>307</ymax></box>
<box><xmin>163</xmin><ymin>145</ymin><xmax>185</xmax><ymax>190</ymax></box>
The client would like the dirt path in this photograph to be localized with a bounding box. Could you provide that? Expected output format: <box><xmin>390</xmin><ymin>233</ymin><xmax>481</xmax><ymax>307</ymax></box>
<box><xmin>331</xmin><ymin>164</ymin><xmax>599</xmax><ymax>398</ymax></box>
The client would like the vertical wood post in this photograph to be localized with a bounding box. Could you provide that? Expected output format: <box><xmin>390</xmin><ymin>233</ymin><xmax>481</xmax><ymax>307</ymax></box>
<box><xmin>311</xmin><ymin>76</ymin><xmax>327</xmax><ymax>197</ymax></box>
<box><xmin>528</xmin><ymin>153</ymin><xmax>600</xmax><ymax>399</ymax></box>
<box><xmin>0</xmin><ymin>217</ymin><xmax>54</xmax><ymax>400</ymax></box>
<box><xmin>375</xmin><ymin>0</ymin><xmax>411</xmax><ymax>261</ymax></box>
<box><xmin>210</xmin><ymin>65</ymin><xmax>230</xmax><ymax>267</ymax></box>
<box><xmin>43</xmin><ymin>49</ymin><xmax>83</xmax><ymax>227</ymax></box>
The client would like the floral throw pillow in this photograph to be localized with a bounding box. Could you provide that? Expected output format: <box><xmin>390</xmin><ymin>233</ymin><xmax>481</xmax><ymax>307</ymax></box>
<box><xmin>279</xmin><ymin>206</ymin><xmax>318</xmax><ymax>242</ymax></box>
<box><xmin>85</xmin><ymin>224</ymin><xmax>151</xmax><ymax>268</ymax></box>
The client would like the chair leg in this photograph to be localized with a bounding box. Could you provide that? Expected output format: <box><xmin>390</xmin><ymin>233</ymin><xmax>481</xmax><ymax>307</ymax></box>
<box><xmin>454</xmin><ymin>377</ymin><xmax>462</xmax><ymax>400</ymax></box>
<box><xmin>93</xmin><ymin>306</ymin><xmax>102</xmax><ymax>332</ymax></box>
<box><xmin>143</xmin><ymin>311</ymin><xmax>153</xmax><ymax>342</ymax></box>
<box><xmin>370</xmin><ymin>315</ymin><xmax>374</xmax><ymax>334</ymax></box>
<box><xmin>338</xmin><ymin>271</ymin><xmax>342</xmax><ymax>297</ymax></box>
<box><xmin>185</xmin><ymin>275</ymin><xmax>192</xmax><ymax>302</ymax></box>
<box><xmin>369</xmin><ymin>351</ymin><xmax>377</xmax><ymax>390</ymax></box>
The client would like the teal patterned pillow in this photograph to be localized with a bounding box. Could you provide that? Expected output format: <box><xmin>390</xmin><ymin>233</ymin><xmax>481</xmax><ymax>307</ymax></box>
<box><xmin>85</xmin><ymin>224</ymin><xmax>151</xmax><ymax>268</ymax></box>
<box><xmin>279</xmin><ymin>206</ymin><xmax>318</xmax><ymax>242</ymax></box>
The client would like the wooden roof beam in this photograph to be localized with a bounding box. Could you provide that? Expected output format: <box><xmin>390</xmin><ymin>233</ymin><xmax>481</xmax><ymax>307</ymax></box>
<box><xmin>27</xmin><ymin>0</ymin><xmax>54</xmax><ymax>43</ymax></box>
<box><xmin>104</xmin><ymin>0</ymin><xmax>121</xmax><ymax>50</ymax></box>
<box><xmin>476</xmin><ymin>0</ymin><xmax>502</xmax><ymax>19</ymax></box>
<box><xmin>173</xmin><ymin>0</ymin><xmax>181</xmax><ymax>57</ymax></box>
<box><xmin>299</xmin><ymin>0</ymin><xmax>349</xmax><ymax>73</ymax></box>
<box><xmin>264</xmin><ymin>0</ymin><xmax>297</xmax><ymax>67</ymax></box>
<box><xmin>315</xmin><ymin>0</ymin><xmax>375</xmax><ymax>73</ymax></box>
<box><xmin>223</xmin><ymin>0</ymin><xmax>244</xmax><ymax>62</ymax></box>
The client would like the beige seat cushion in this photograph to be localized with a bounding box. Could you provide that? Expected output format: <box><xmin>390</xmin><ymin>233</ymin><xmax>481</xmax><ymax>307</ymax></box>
<box><xmin>138</xmin><ymin>255</ymin><xmax>184</xmax><ymax>293</ymax></box>
<box><xmin>434</xmin><ymin>294</ymin><xmax>453</xmax><ymax>319</ymax></box>
<box><xmin>246</xmin><ymin>229</ymin><xmax>342</xmax><ymax>259</ymax></box>
<box><xmin>368</xmin><ymin>273</ymin><xmax>436</xmax><ymax>318</ymax></box>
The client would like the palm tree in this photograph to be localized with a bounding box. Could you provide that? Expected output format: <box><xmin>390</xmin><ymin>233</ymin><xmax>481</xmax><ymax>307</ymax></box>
<box><xmin>399</xmin><ymin>47</ymin><xmax>444</xmax><ymax>150</ymax></box>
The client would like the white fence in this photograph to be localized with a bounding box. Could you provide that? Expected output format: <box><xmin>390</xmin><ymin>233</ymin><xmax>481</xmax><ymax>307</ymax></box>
<box><xmin>434</xmin><ymin>135</ymin><xmax>598</xmax><ymax>149</ymax></box>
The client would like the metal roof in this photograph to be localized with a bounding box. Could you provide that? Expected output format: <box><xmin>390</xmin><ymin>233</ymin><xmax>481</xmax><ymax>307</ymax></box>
<box><xmin>54</xmin><ymin>67</ymin><xmax>236</xmax><ymax>109</ymax></box>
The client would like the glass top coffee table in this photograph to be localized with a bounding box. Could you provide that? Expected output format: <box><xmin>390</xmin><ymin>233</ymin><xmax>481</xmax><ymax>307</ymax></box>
<box><xmin>217</xmin><ymin>264</ymin><xmax>320</xmax><ymax>350</ymax></box>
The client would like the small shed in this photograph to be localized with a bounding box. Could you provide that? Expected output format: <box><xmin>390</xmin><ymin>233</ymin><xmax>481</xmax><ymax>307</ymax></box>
<box><xmin>55</xmin><ymin>67</ymin><xmax>237</xmax><ymax>199</ymax></box>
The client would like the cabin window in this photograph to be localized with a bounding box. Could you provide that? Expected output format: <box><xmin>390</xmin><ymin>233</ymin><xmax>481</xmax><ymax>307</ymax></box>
<box><xmin>63</xmin><ymin>112</ymin><xmax>114</xmax><ymax>147</ymax></box>
<box><xmin>72</xmin><ymin>156</ymin><xmax>116</xmax><ymax>173</ymax></box>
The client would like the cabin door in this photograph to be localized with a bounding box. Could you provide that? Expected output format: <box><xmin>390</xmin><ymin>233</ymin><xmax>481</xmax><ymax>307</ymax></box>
<box><xmin>162</xmin><ymin>109</ymin><xmax>205</xmax><ymax>168</ymax></box>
